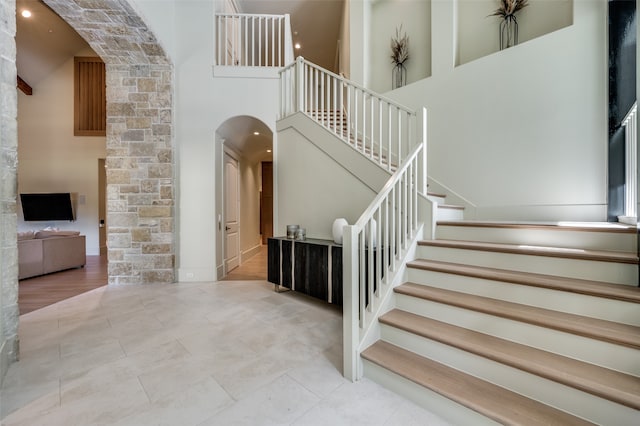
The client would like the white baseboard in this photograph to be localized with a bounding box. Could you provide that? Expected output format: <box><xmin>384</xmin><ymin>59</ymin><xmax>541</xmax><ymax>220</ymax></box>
<box><xmin>177</xmin><ymin>267</ymin><xmax>216</xmax><ymax>282</ymax></box>
<box><xmin>241</xmin><ymin>244</ymin><xmax>262</xmax><ymax>263</ymax></box>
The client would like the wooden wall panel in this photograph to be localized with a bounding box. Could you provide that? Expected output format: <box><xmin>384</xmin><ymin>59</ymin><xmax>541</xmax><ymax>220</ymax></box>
<box><xmin>74</xmin><ymin>57</ymin><xmax>106</xmax><ymax>136</ymax></box>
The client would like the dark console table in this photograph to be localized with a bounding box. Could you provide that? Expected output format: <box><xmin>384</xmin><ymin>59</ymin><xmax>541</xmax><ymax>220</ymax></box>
<box><xmin>268</xmin><ymin>237</ymin><xmax>343</xmax><ymax>305</ymax></box>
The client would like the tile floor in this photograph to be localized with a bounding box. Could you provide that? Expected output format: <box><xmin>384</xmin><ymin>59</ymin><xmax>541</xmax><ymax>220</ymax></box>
<box><xmin>1</xmin><ymin>279</ymin><xmax>449</xmax><ymax>425</ymax></box>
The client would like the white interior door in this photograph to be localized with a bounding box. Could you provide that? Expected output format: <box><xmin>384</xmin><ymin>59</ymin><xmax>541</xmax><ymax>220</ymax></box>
<box><xmin>224</xmin><ymin>153</ymin><xmax>240</xmax><ymax>272</ymax></box>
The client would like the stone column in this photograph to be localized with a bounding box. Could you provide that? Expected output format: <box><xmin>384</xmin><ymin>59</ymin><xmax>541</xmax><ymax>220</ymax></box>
<box><xmin>0</xmin><ymin>0</ymin><xmax>20</xmax><ymax>385</ymax></box>
<box><xmin>106</xmin><ymin>63</ymin><xmax>174</xmax><ymax>284</ymax></box>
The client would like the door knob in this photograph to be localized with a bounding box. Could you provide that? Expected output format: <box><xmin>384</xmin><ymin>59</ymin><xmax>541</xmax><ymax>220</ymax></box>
<box><xmin>226</xmin><ymin>226</ymin><xmax>231</xmax><ymax>231</ymax></box>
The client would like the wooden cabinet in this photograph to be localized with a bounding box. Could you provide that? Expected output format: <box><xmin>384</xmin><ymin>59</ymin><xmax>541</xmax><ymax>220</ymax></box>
<box><xmin>268</xmin><ymin>237</ymin><xmax>342</xmax><ymax>305</ymax></box>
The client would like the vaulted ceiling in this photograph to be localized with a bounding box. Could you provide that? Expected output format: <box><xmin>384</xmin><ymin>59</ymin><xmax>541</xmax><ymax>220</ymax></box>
<box><xmin>16</xmin><ymin>0</ymin><xmax>345</xmax><ymax>89</ymax></box>
<box><xmin>14</xmin><ymin>0</ymin><xmax>344</xmax><ymax>159</ymax></box>
<box><xmin>15</xmin><ymin>0</ymin><xmax>91</xmax><ymax>89</ymax></box>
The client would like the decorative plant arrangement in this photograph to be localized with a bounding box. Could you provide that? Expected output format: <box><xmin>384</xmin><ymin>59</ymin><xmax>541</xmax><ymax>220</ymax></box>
<box><xmin>490</xmin><ymin>0</ymin><xmax>529</xmax><ymax>50</ymax></box>
<box><xmin>390</xmin><ymin>25</ymin><xmax>409</xmax><ymax>89</ymax></box>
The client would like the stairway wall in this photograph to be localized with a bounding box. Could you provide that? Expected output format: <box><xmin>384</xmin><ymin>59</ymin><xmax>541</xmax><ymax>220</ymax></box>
<box><xmin>362</xmin><ymin>1</ymin><xmax>609</xmax><ymax>222</ymax></box>
<box><xmin>275</xmin><ymin>117</ymin><xmax>378</xmax><ymax>240</ymax></box>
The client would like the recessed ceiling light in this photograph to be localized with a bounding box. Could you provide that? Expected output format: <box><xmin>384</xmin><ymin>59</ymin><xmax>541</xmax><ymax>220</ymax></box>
<box><xmin>294</xmin><ymin>43</ymin><xmax>301</xmax><ymax>50</ymax></box>
<box><xmin>253</xmin><ymin>131</ymin><xmax>260</xmax><ymax>135</ymax></box>
<box><xmin>21</xmin><ymin>10</ymin><xmax>32</xmax><ymax>18</ymax></box>
<box><xmin>267</xmin><ymin>149</ymin><xmax>272</xmax><ymax>153</ymax></box>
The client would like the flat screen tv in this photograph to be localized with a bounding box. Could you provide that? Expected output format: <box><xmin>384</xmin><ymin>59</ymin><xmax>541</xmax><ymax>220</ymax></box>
<box><xmin>20</xmin><ymin>193</ymin><xmax>75</xmax><ymax>221</ymax></box>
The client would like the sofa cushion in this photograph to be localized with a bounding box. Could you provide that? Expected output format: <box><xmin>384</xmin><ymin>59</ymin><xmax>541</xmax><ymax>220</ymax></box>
<box><xmin>18</xmin><ymin>230</ymin><xmax>35</xmax><ymax>241</ymax></box>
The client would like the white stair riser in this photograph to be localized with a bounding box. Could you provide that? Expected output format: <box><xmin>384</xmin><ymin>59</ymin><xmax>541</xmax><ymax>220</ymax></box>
<box><xmin>380</xmin><ymin>325</ymin><xmax>639</xmax><ymax>425</ymax></box>
<box><xmin>436</xmin><ymin>207</ymin><xmax>464</xmax><ymax>221</ymax></box>
<box><xmin>407</xmin><ymin>268</ymin><xmax>640</xmax><ymax>326</ymax></box>
<box><xmin>363</xmin><ymin>360</ymin><xmax>500</xmax><ymax>426</ymax></box>
<box><xmin>435</xmin><ymin>225</ymin><xmax>637</xmax><ymax>252</ymax></box>
<box><xmin>395</xmin><ymin>294</ymin><xmax>640</xmax><ymax>376</ymax></box>
<box><xmin>427</xmin><ymin>195</ymin><xmax>447</xmax><ymax>204</ymax></box>
<box><xmin>416</xmin><ymin>245</ymin><xmax>638</xmax><ymax>285</ymax></box>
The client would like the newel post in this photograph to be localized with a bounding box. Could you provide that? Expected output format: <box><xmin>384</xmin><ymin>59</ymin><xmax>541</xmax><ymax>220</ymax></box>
<box><xmin>342</xmin><ymin>225</ymin><xmax>360</xmax><ymax>381</ymax></box>
<box><xmin>295</xmin><ymin>56</ymin><xmax>305</xmax><ymax>113</ymax></box>
<box><xmin>283</xmin><ymin>14</ymin><xmax>294</xmax><ymax>65</ymax></box>
<box><xmin>421</xmin><ymin>107</ymin><xmax>428</xmax><ymax>194</ymax></box>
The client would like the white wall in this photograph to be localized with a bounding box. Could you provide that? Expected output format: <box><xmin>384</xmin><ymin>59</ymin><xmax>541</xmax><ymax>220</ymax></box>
<box><xmin>339</xmin><ymin>0</ymin><xmax>351</xmax><ymax>78</ymax></box>
<box><xmin>374</xmin><ymin>0</ymin><xmax>607</xmax><ymax>221</ymax></box>
<box><xmin>130</xmin><ymin>0</ymin><xmax>608</xmax><ymax>284</ymax></box>
<box><xmin>154</xmin><ymin>0</ymin><xmax>281</xmax><ymax>282</ymax></box>
<box><xmin>17</xmin><ymin>49</ymin><xmax>106</xmax><ymax>255</ymax></box>
<box><xmin>369</xmin><ymin>0</ymin><xmax>431</xmax><ymax>93</ymax></box>
<box><xmin>365</xmin><ymin>0</ymin><xmax>573</xmax><ymax>85</ymax></box>
<box><xmin>128</xmin><ymin>0</ymin><xmax>176</xmax><ymax>61</ymax></box>
<box><xmin>277</xmin><ymin>126</ymin><xmax>377</xmax><ymax>240</ymax></box>
<box><xmin>457</xmin><ymin>0</ymin><xmax>573</xmax><ymax>66</ymax></box>
<box><xmin>349</xmin><ymin>0</ymin><xmax>372</xmax><ymax>85</ymax></box>
<box><xmin>238</xmin><ymin>153</ymin><xmax>262</xmax><ymax>259</ymax></box>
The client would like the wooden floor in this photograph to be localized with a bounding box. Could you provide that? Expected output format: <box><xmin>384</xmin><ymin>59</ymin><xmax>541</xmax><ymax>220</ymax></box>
<box><xmin>222</xmin><ymin>245</ymin><xmax>267</xmax><ymax>281</ymax></box>
<box><xmin>19</xmin><ymin>255</ymin><xmax>108</xmax><ymax>315</ymax></box>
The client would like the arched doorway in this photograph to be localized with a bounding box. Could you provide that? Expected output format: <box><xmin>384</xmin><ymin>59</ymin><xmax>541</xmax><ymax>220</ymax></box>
<box><xmin>39</xmin><ymin>0</ymin><xmax>177</xmax><ymax>285</ymax></box>
<box><xmin>215</xmin><ymin>116</ymin><xmax>273</xmax><ymax>280</ymax></box>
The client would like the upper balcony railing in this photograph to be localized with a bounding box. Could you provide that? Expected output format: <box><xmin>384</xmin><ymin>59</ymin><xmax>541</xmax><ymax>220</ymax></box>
<box><xmin>215</xmin><ymin>13</ymin><xmax>294</xmax><ymax>68</ymax></box>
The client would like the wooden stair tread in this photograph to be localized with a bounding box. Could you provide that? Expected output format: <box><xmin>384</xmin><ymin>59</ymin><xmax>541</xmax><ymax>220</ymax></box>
<box><xmin>427</xmin><ymin>192</ymin><xmax>447</xmax><ymax>198</ymax></box>
<box><xmin>418</xmin><ymin>239</ymin><xmax>639</xmax><ymax>264</ymax></box>
<box><xmin>380</xmin><ymin>310</ymin><xmax>640</xmax><ymax>409</ymax></box>
<box><xmin>362</xmin><ymin>341</ymin><xmax>595</xmax><ymax>426</ymax></box>
<box><xmin>437</xmin><ymin>220</ymin><xmax>637</xmax><ymax>234</ymax></box>
<box><xmin>395</xmin><ymin>283</ymin><xmax>640</xmax><ymax>349</ymax></box>
<box><xmin>407</xmin><ymin>259</ymin><xmax>640</xmax><ymax>303</ymax></box>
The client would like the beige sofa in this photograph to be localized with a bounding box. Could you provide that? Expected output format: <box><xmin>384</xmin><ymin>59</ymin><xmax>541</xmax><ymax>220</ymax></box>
<box><xmin>18</xmin><ymin>231</ymin><xmax>86</xmax><ymax>280</ymax></box>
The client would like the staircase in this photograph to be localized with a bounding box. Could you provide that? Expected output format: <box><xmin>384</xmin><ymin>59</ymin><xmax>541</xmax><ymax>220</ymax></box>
<box><xmin>362</xmin><ymin>219</ymin><xmax>640</xmax><ymax>425</ymax></box>
<box><xmin>427</xmin><ymin>192</ymin><xmax>465</xmax><ymax>221</ymax></box>
<box><xmin>277</xmin><ymin>57</ymin><xmax>640</xmax><ymax>425</ymax></box>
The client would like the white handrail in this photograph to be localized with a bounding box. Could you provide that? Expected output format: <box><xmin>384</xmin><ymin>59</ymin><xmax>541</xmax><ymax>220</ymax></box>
<box><xmin>280</xmin><ymin>57</ymin><xmax>418</xmax><ymax>172</ymax></box>
<box><xmin>342</xmin><ymin>117</ymin><xmax>427</xmax><ymax>380</ymax></box>
<box><xmin>216</xmin><ymin>13</ymin><xmax>291</xmax><ymax>68</ymax></box>
<box><xmin>622</xmin><ymin>101</ymin><xmax>637</xmax><ymax>221</ymax></box>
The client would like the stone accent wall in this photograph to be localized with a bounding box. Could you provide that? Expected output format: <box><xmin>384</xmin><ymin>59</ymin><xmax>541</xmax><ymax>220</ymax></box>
<box><xmin>0</xmin><ymin>0</ymin><xmax>19</xmax><ymax>385</ymax></box>
<box><xmin>105</xmin><ymin>63</ymin><xmax>174</xmax><ymax>284</ymax></box>
<box><xmin>44</xmin><ymin>0</ymin><xmax>175</xmax><ymax>284</ymax></box>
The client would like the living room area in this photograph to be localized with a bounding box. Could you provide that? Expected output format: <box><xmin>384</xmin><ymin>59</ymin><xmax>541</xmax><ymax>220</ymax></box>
<box><xmin>14</xmin><ymin>0</ymin><xmax>109</xmax><ymax>313</ymax></box>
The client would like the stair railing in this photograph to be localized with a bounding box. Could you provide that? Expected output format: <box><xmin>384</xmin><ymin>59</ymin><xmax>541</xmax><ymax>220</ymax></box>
<box><xmin>343</xmin><ymin>109</ymin><xmax>427</xmax><ymax>381</ymax></box>
<box><xmin>216</xmin><ymin>13</ymin><xmax>293</xmax><ymax>67</ymax></box>
<box><xmin>621</xmin><ymin>102</ymin><xmax>637</xmax><ymax>223</ymax></box>
<box><xmin>280</xmin><ymin>57</ymin><xmax>418</xmax><ymax>172</ymax></box>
